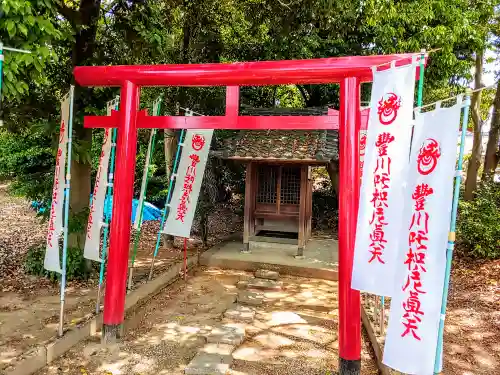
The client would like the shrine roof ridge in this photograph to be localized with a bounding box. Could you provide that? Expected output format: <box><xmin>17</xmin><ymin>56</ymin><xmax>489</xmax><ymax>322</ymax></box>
<box><xmin>74</xmin><ymin>53</ymin><xmax>420</xmax><ymax>87</ymax></box>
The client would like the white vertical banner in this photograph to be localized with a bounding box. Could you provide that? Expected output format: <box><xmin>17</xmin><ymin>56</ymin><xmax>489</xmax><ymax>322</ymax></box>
<box><xmin>134</xmin><ymin>129</ymin><xmax>156</xmax><ymax>229</ymax></box>
<box><xmin>383</xmin><ymin>101</ymin><xmax>461</xmax><ymax>375</ymax></box>
<box><xmin>162</xmin><ymin>129</ymin><xmax>213</xmax><ymax>238</ymax></box>
<box><xmin>44</xmin><ymin>94</ymin><xmax>70</xmax><ymax>273</ymax></box>
<box><xmin>83</xmin><ymin>101</ymin><xmax>115</xmax><ymax>262</ymax></box>
<box><xmin>352</xmin><ymin>58</ymin><xmax>417</xmax><ymax>296</ymax></box>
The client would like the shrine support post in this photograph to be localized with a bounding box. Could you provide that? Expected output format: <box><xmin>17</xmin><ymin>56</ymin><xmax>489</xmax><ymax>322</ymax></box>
<box><xmin>338</xmin><ymin>76</ymin><xmax>362</xmax><ymax>374</ymax></box>
<box><xmin>102</xmin><ymin>81</ymin><xmax>140</xmax><ymax>341</ymax></box>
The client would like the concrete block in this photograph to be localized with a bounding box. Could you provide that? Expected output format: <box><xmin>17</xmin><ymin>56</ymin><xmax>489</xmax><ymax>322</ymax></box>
<box><xmin>237</xmin><ymin>291</ymin><xmax>264</xmax><ymax>306</ymax></box>
<box><xmin>46</xmin><ymin>322</ymin><xmax>92</xmax><ymax>363</ymax></box>
<box><xmin>224</xmin><ymin>305</ymin><xmax>256</xmax><ymax>323</ymax></box>
<box><xmin>254</xmin><ymin>269</ymin><xmax>280</xmax><ymax>280</ymax></box>
<box><xmin>247</xmin><ymin>278</ymin><xmax>282</xmax><ymax>291</ymax></box>
<box><xmin>184</xmin><ymin>346</ymin><xmax>233</xmax><ymax>375</ymax></box>
<box><xmin>207</xmin><ymin>324</ymin><xmax>245</xmax><ymax>345</ymax></box>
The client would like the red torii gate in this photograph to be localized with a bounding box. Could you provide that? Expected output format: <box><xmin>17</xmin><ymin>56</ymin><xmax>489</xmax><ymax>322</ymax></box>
<box><xmin>74</xmin><ymin>53</ymin><xmax>422</xmax><ymax>374</ymax></box>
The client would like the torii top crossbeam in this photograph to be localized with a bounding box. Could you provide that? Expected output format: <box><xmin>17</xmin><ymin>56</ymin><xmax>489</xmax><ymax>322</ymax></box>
<box><xmin>74</xmin><ymin>53</ymin><xmax>418</xmax><ymax>87</ymax></box>
<box><xmin>74</xmin><ymin>53</ymin><xmax>424</xmax><ymax>374</ymax></box>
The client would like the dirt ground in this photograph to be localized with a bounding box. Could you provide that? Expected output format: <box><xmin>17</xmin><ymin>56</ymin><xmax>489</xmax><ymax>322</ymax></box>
<box><xmin>1</xmin><ymin>184</ymin><xmax>499</xmax><ymax>374</ymax></box>
<box><xmin>363</xmin><ymin>258</ymin><xmax>500</xmax><ymax>375</ymax></box>
<box><xmin>35</xmin><ymin>269</ymin><xmax>378</xmax><ymax>375</ymax></box>
<box><xmin>0</xmin><ymin>184</ymin><xmax>241</xmax><ymax>371</ymax></box>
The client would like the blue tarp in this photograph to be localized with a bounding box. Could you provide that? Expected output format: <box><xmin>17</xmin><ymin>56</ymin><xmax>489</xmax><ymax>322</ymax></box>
<box><xmin>31</xmin><ymin>196</ymin><xmax>162</xmax><ymax>223</ymax></box>
<box><xmin>101</xmin><ymin>195</ymin><xmax>162</xmax><ymax>222</ymax></box>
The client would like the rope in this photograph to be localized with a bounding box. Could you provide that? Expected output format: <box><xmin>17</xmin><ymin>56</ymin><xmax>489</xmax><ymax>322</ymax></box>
<box><xmin>179</xmin><ymin>106</ymin><xmax>205</xmax><ymax>117</ymax></box>
<box><xmin>415</xmin><ymin>83</ymin><xmax>497</xmax><ymax>111</ymax></box>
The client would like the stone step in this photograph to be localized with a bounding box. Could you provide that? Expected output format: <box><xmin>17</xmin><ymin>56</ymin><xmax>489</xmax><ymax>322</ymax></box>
<box><xmin>254</xmin><ymin>269</ymin><xmax>280</xmax><ymax>280</ymax></box>
<box><xmin>247</xmin><ymin>278</ymin><xmax>283</xmax><ymax>291</ymax></box>
<box><xmin>207</xmin><ymin>324</ymin><xmax>246</xmax><ymax>345</ymax></box>
<box><xmin>237</xmin><ymin>290</ymin><xmax>264</xmax><ymax>306</ymax></box>
<box><xmin>224</xmin><ymin>305</ymin><xmax>256</xmax><ymax>323</ymax></box>
<box><xmin>184</xmin><ymin>343</ymin><xmax>234</xmax><ymax>375</ymax></box>
<box><xmin>236</xmin><ymin>280</ymin><xmax>248</xmax><ymax>290</ymax></box>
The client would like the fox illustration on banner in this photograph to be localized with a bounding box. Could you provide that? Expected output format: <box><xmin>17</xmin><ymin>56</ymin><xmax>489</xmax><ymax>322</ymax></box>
<box><xmin>44</xmin><ymin>93</ymin><xmax>71</xmax><ymax>273</ymax></box>
<box><xmin>383</xmin><ymin>101</ymin><xmax>462</xmax><ymax>375</ymax></box>
<box><xmin>351</xmin><ymin>57</ymin><xmax>418</xmax><ymax>297</ymax></box>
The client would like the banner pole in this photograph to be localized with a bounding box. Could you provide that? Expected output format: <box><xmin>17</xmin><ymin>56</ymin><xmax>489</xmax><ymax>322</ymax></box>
<box><xmin>127</xmin><ymin>97</ymin><xmax>162</xmax><ymax>292</ymax></box>
<box><xmin>96</xmin><ymin>97</ymin><xmax>119</xmax><ymax>314</ymax></box>
<box><xmin>183</xmin><ymin>237</ymin><xmax>188</xmax><ymax>281</ymax></box>
<box><xmin>58</xmin><ymin>86</ymin><xmax>75</xmax><ymax>337</ymax></box>
<box><xmin>433</xmin><ymin>90</ymin><xmax>471</xmax><ymax>374</ymax></box>
<box><xmin>148</xmin><ymin>126</ymin><xmax>186</xmax><ymax>281</ymax></box>
<box><xmin>417</xmin><ymin>49</ymin><xmax>426</xmax><ymax>108</ymax></box>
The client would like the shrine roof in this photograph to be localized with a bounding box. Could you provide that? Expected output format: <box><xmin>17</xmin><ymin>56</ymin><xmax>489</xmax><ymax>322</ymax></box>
<box><xmin>212</xmin><ymin>107</ymin><xmax>338</xmax><ymax>162</ymax></box>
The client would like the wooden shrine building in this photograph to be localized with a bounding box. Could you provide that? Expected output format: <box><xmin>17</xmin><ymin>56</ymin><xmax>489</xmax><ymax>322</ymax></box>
<box><xmin>216</xmin><ymin>108</ymin><xmax>338</xmax><ymax>256</ymax></box>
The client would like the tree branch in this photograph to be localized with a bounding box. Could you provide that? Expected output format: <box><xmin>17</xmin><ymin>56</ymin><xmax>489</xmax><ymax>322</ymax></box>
<box><xmin>296</xmin><ymin>85</ymin><xmax>310</xmax><ymax>106</ymax></box>
<box><xmin>55</xmin><ymin>1</ymin><xmax>80</xmax><ymax>25</ymax></box>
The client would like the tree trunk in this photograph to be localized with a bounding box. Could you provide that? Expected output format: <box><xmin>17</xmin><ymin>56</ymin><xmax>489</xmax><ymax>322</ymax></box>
<box><xmin>482</xmin><ymin>80</ymin><xmax>500</xmax><ymax>182</ymax></box>
<box><xmin>61</xmin><ymin>0</ymin><xmax>101</xmax><ymax>247</ymax></box>
<box><xmin>199</xmin><ymin>212</ymin><xmax>208</xmax><ymax>248</ymax></box>
<box><xmin>326</xmin><ymin>160</ymin><xmax>339</xmax><ymax>197</ymax></box>
<box><xmin>162</xmin><ymin>128</ymin><xmax>177</xmax><ymax>248</ymax></box>
<box><xmin>464</xmin><ymin>50</ymin><xmax>484</xmax><ymax>200</ymax></box>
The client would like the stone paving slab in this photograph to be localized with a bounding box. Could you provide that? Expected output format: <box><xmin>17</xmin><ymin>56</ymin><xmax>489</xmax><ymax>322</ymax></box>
<box><xmin>185</xmin><ymin>343</ymin><xmax>235</xmax><ymax>375</ymax></box>
<box><xmin>236</xmin><ymin>280</ymin><xmax>248</xmax><ymax>290</ymax></box>
<box><xmin>247</xmin><ymin>278</ymin><xmax>283</xmax><ymax>291</ymax></box>
<box><xmin>254</xmin><ymin>269</ymin><xmax>280</xmax><ymax>280</ymax></box>
<box><xmin>207</xmin><ymin>324</ymin><xmax>246</xmax><ymax>345</ymax></box>
<box><xmin>224</xmin><ymin>305</ymin><xmax>256</xmax><ymax>323</ymax></box>
<box><xmin>184</xmin><ymin>351</ymin><xmax>232</xmax><ymax>375</ymax></box>
<box><xmin>237</xmin><ymin>291</ymin><xmax>264</xmax><ymax>306</ymax></box>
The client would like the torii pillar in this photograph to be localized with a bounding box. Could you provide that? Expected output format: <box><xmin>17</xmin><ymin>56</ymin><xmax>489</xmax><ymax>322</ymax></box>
<box><xmin>74</xmin><ymin>54</ymin><xmax>422</xmax><ymax>374</ymax></box>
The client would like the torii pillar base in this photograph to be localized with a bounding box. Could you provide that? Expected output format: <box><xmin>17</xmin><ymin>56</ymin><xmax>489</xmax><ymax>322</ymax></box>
<box><xmin>102</xmin><ymin>324</ymin><xmax>123</xmax><ymax>344</ymax></box>
<box><xmin>339</xmin><ymin>358</ymin><xmax>361</xmax><ymax>375</ymax></box>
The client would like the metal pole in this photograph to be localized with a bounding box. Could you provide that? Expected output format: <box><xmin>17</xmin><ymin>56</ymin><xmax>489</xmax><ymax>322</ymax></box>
<box><xmin>183</xmin><ymin>237</ymin><xmax>188</xmax><ymax>281</ymax></box>
<box><xmin>128</xmin><ymin>97</ymin><xmax>162</xmax><ymax>292</ymax></box>
<box><xmin>417</xmin><ymin>49</ymin><xmax>426</xmax><ymax>108</ymax></box>
<box><xmin>380</xmin><ymin>296</ymin><xmax>385</xmax><ymax>335</ymax></box>
<box><xmin>58</xmin><ymin>86</ymin><xmax>75</xmax><ymax>337</ymax></box>
<box><xmin>96</xmin><ymin>97</ymin><xmax>119</xmax><ymax>314</ymax></box>
<box><xmin>433</xmin><ymin>91</ymin><xmax>471</xmax><ymax>374</ymax></box>
<box><xmin>148</xmin><ymin>116</ymin><xmax>187</xmax><ymax>281</ymax></box>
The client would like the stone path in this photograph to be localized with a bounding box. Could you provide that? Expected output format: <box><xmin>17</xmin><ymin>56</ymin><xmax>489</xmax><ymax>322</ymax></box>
<box><xmin>36</xmin><ymin>269</ymin><xmax>378</xmax><ymax>375</ymax></box>
<box><xmin>184</xmin><ymin>269</ymin><xmax>280</xmax><ymax>374</ymax></box>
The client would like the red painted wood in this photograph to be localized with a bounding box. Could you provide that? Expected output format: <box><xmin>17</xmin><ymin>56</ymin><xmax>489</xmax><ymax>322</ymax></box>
<box><xmin>338</xmin><ymin>77</ymin><xmax>362</xmax><ymax>361</ymax></box>
<box><xmin>74</xmin><ymin>54</ymin><xmax>423</xmax><ymax>87</ymax></box>
<box><xmin>103</xmin><ymin>81</ymin><xmax>140</xmax><ymax>326</ymax></box>
<box><xmin>84</xmin><ymin>113</ymin><xmax>341</xmax><ymax>130</ymax></box>
<box><xmin>226</xmin><ymin>86</ymin><xmax>239</xmax><ymax>117</ymax></box>
<box><xmin>84</xmin><ymin>108</ymin><xmax>372</xmax><ymax>130</ymax></box>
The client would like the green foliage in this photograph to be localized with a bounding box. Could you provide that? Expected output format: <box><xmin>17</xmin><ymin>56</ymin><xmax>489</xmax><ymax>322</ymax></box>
<box><xmin>457</xmin><ymin>182</ymin><xmax>500</xmax><ymax>259</ymax></box>
<box><xmin>1</xmin><ymin>0</ymin><xmax>498</xmax><ymax>259</ymax></box>
<box><xmin>0</xmin><ymin>0</ymin><xmax>68</xmax><ymax>101</ymax></box>
<box><xmin>24</xmin><ymin>244</ymin><xmax>97</xmax><ymax>281</ymax></box>
<box><xmin>0</xmin><ymin>126</ymin><xmax>55</xmax><ymax>203</ymax></box>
